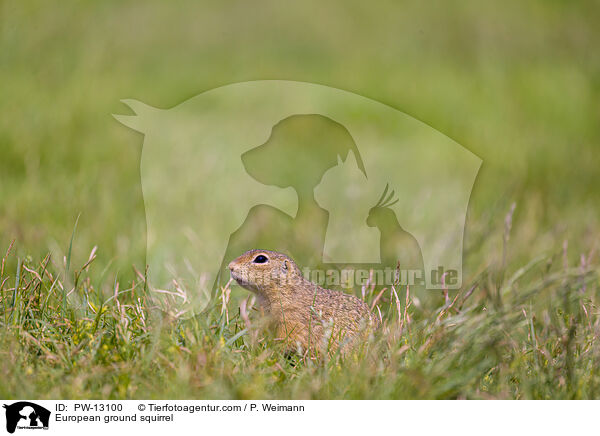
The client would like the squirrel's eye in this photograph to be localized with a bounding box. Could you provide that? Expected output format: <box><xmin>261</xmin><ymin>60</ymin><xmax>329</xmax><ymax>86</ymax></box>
<box><xmin>253</xmin><ymin>255</ymin><xmax>268</xmax><ymax>264</ymax></box>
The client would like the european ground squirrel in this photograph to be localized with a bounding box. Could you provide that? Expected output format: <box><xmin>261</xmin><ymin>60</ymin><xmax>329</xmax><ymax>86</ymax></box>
<box><xmin>228</xmin><ymin>249</ymin><xmax>379</xmax><ymax>355</ymax></box>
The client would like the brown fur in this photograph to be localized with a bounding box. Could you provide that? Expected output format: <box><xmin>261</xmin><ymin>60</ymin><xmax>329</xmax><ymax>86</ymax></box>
<box><xmin>228</xmin><ymin>249</ymin><xmax>378</xmax><ymax>356</ymax></box>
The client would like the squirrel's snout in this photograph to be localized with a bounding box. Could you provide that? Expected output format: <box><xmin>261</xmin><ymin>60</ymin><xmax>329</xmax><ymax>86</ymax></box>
<box><xmin>228</xmin><ymin>261</ymin><xmax>235</xmax><ymax>271</ymax></box>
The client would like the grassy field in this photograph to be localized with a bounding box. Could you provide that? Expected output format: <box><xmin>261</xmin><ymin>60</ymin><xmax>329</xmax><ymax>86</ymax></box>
<box><xmin>1</xmin><ymin>0</ymin><xmax>599</xmax><ymax>399</ymax></box>
<box><xmin>0</xmin><ymin>230</ymin><xmax>598</xmax><ymax>399</ymax></box>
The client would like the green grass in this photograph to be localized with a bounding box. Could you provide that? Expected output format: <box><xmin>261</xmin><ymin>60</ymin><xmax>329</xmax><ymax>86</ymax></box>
<box><xmin>1</xmin><ymin>215</ymin><xmax>598</xmax><ymax>399</ymax></box>
<box><xmin>1</xmin><ymin>0</ymin><xmax>600</xmax><ymax>399</ymax></box>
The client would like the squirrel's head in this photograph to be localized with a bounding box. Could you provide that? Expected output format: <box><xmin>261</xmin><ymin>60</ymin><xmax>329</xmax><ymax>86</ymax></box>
<box><xmin>228</xmin><ymin>249</ymin><xmax>301</xmax><ymax>296</ymax></box>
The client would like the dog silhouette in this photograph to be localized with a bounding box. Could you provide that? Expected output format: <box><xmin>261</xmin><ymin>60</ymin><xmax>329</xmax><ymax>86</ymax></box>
<box><xmin>3</xmin><ymin>402</ymin><xmax>50</xmax><ymax>434</ymax></box>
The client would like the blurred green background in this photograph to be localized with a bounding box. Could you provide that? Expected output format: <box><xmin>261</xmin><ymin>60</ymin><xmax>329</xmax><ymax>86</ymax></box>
<box><xmin>1</xmin><ymin>0</ymin><xmax>599</xmax><ymax>282</ymax></box>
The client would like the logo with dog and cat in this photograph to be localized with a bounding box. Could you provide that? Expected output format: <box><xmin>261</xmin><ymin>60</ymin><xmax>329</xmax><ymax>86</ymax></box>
<box><xmin>2</xmin><ymin>402</ymin><xmax>50</xmax><ymax>434</ymax></box>
<box><xmin>114</xmin><ymin>80</ymin><xmax>481</xmax><ymax>315</ymax></box>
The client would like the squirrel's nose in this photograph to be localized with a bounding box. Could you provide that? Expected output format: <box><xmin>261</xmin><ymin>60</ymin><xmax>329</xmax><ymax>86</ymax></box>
<box><xmin>228</xmin><ymin>261</ymin><xmax>235</xmax><ymax>271</ymax></box>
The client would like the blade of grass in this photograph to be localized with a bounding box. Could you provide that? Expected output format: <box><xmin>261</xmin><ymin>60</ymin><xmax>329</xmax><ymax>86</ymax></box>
<box><xmin>66</xmin><ymin>213</ymin><xmax>80</xmax><ymax>274</ymax></box>
<box><xmin>64</xmin><ymin>213</ymin><xmax>80</xmax><ymax>314</ymax></box>
<box><xmin>9</xmin><ymin>258</ymin><xmax>22</xmax><ymax>323</ymax></box>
